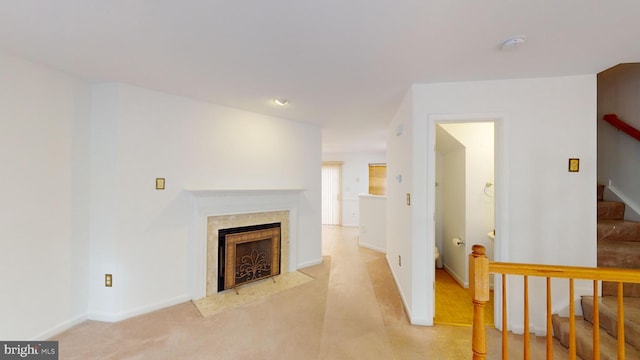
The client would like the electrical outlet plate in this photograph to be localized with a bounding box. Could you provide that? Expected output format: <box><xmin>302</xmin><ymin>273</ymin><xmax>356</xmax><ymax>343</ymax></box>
<box><xmin>105</xmin><ymin>274</ymin><xmax>113</xmax><ymax>287</ymax></box>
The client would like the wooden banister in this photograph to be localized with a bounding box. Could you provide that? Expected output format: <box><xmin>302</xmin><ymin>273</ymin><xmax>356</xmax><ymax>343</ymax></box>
<box><xmin>603</xmin><ymin>114</ymin><xmax>640</xmax><ymax>142</ymax></box>
<box><xmin>488</xmin><ymin>262</ymin><xmax>640</xmax><ymax>282</ymax></box>
<box><xmin>470</xmin><ymin>245</ymin><xmax>640</xmax><ymax>359</ymax></box>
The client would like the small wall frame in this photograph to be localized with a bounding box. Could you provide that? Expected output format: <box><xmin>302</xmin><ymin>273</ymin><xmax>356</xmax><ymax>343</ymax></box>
<box><xmin>568</xmin><ymin>158</ymin><xmax>580</xmax><ymax>172</ymax></box>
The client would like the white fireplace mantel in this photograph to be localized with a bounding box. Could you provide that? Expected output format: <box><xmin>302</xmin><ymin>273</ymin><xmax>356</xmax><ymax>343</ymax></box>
<box><xmin>187</xmin><ymin>188</ymin><xmax>306</xmax><ymax>299</ymax></box>
<box><xmin>187</xmin><ymin>188</ymin><xmax>306</xmax><ymax>195</ymax></box>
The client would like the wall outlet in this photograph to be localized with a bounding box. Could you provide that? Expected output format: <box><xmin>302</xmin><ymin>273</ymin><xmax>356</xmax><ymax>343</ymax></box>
<box><xmin>105</xmin><ymin>274</ymin><xmax>113</xmax><ymax>287</ymax></box>
<box><xmin>398</xmin><ymin>255</ymin><xmax>402</xmax><ymax>267</ymax></box>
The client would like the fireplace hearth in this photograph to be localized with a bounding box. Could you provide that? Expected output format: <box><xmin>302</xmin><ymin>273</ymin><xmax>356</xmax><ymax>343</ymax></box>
<box><xmin>218</xmin><ymin>223</ymin><xmax>281</xmax><ymax>292</ymax></box>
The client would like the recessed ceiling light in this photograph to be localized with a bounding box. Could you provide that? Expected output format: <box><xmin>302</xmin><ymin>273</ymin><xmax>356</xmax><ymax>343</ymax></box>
<box><xmin>501</xmin><ymin>35</ymin><xmax>526</xmax><ymax>50</ymax></box>
<box><xmin>274</xmin><ymin>99</ymin><xmax>289</xmax><ymax>106</ymax></box>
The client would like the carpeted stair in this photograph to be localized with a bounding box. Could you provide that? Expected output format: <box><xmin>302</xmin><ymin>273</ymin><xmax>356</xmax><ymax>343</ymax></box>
<box><xmin>552</xmin><ymin>314</ymin><xmax>640</xmax><ymax>360</ymax></box>
<box><xmin>552</xmin><ymin>184</ymin><xmax>640</xmax><ymax>359</ymax></box>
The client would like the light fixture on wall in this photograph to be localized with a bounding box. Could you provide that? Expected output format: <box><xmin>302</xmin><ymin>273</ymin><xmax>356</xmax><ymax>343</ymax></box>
<box><xmin>274</xmin><ymin>98</ymin><xmax>289</xmax><ymax>106</ymax></box>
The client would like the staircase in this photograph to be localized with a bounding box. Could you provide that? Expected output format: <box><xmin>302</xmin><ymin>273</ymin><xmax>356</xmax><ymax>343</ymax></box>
<box><xmin>552</xmin><ymin>184</ymin><xmax>640</xmax><ymax>359</ymax></box>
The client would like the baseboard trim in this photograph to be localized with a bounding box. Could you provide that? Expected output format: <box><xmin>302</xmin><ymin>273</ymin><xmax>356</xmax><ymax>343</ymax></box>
<box><xmin>87</xmin><ymin>294</ymin><xmax>191</xmax><ymax>323</ymax></box>
<box><xmin>33</xmin><ymin>313</ymin><xmax>87</xmax><ymax>340</ymax></box>
<box><xmin>297</xmin><ymin>258</ymin><xmax>323</xmax><ymax>269</ymax></box>
<box><xmin>384</xmin><ymin>255</ymin><xmax>418</xmax><ymax>325</ymax></box>
<box><xmin>358</xmin><ymin>241</ymin><xmax>386</xmax><ymax>254</ymax></box>
<box><xmin>443</xmin><ymin>264</ymin><xmax>468</xmax><ymax>288</ymax></box>
<box><xmin>606</xmin><ymin>184</ymin><xmax>640</xmax><ymax>221</ymax></box>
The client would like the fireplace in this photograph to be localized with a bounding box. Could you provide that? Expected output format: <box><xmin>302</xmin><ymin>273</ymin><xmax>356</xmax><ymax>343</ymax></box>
<box><xmin>218</xmin><ymin>223</ymin><xmax>281</xmax><ymax>291</ymax></box>
<box><xmin>189</xmin><ymin>189</ymin><xmax>303</xmax><ymax>300</ymax></box>
<box><xmin>204</xmin><ymin>210</ymin><xmax>290</xmax><ymax>297</ymax></box>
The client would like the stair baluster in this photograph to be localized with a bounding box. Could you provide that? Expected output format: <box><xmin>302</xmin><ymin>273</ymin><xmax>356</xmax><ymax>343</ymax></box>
<box><xmin>618</xmin><ymin>282</ymin><xmax>625</xmax><ymax>359</ymax></box>
<box><xmin>593</xmin><ymin>279</ymin><xmax>600</xmax><ymax>360</ymax></box>
<box><xmin>547</xmin><ymin>277</ymin><xmax>553</xmax><ymax>360</ymax></box>
<box><xmin>502</xmin><ymin>273</ymin><xmax>508</xmax><ymax>360</ymax></box>
<box><xmin>569</xmin><ymin>278</ymin><xmax>576</xmax><ymax>359</ymax></box>
<box><xmin>524</xmin><ymin>275</ymin><xmax>530</xmax><ymax>359</ymax></box>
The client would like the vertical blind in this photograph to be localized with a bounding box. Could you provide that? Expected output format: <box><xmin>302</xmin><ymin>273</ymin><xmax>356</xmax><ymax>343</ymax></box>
<box><xmin>368</xmin><ymin>163</ymin><xmax>387</xmax><ymax>195</ymax></box>
<box><xmin>322</xmin><ymin>163</ymin><xmax>342</xmax><ymax>225</ymax></box>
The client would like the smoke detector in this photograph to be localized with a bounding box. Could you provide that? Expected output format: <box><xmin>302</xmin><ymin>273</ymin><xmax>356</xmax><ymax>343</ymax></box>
<box><xmin>501</xmin><ymin>35</ymin><xmax>526</xmax><ymax>50</ymax></box>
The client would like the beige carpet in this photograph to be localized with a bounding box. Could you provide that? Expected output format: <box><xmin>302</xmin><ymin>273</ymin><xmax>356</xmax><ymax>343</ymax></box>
<box><xmin>52</xmin><ymin>226</ymin><xmax>572</xmax><ymax>359</ymax></box>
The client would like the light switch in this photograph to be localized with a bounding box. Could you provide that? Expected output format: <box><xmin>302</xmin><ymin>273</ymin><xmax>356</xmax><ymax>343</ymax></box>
<box><xmin>156</xmin><ymin>178</ymin><xmax>165</xmax><ymax>190</ymax></box>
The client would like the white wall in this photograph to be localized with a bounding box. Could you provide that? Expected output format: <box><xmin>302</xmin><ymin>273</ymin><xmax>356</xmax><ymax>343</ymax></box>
<box><xmin>597</xmin><ymin>64</ymin><xmax>640</xmax><ymax>218</ymax></box>
<box><xmin>0</xmin><ymin>53</ymin><xmax>91</xmax><ymax>339</ymax></box>
<box><xmin>322</xmin><ymin>151</ymin><xmax>386</xmax><ymax>226</ymax></box>
<box><xmin>434</xmin><ymin>151</ymin><xmax>444</xmax><ymax>268</ymax></box>
<box><xmin>440</xmin><ymin>147</ymin><xmax>466</xmax><ymax>284</ymax></box>
<box><xmin>359</xmin><ymin>194</ymin><xmax>387</xmax><ymax>252</ymax></box>
<box><xmin>88</xmin><ymin>83</ymin><xmax>322</xmax><ymax>321</ymax></box>
<box><xmin>385</xmin><ymin>89</ymin><xmax>415</xmax><ymax>321</ymax></box>
<box><xmin>387</xmin><ymin>75</ymin><xmax>597</xmax><ymax>331</ymax></box>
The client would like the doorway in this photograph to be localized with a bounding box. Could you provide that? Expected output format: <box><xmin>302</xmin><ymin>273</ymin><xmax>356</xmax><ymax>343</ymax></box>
<box><xmin>432</xmin><ymin>120</ymin><xmax>497</xmax><ymax>325</ymax></box>
<box><xmin>322</xmin><ymin>162</ymin><xmax>343</xmax><ymax>225</ymax></box>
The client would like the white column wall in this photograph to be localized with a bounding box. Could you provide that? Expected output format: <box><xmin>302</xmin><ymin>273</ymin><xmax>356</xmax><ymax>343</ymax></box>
<box><xmin>385</xmin><ymin>89</ymin><xmax>416</xmax><ymax>321</ymax></box>
<box><xmin>0</xmin><ymin>53</ymin><xmax>91</xmax><ymax>339</ymax></box>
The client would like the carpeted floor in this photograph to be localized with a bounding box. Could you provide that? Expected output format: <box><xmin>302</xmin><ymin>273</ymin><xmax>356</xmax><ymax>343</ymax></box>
<box><xmin>193</xmin><ymin>271</ymin><xmax>313</xmax><ymax>318</ymax></box>
<box><xmin>52</xmin><ymin>226</ymin><xmax>570</xmax><ymax>359</ymax></box>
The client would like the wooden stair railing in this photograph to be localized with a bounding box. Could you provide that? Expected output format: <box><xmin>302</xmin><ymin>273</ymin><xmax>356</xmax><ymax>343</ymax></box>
<box><xmin>470</xmin><ymin>244</ymin><xmax>640</xmax><ymax>360</ymax></box>
<box><xmin>603</xmin><ymin>114</ymin><xmax>640</xmax><ymax>142</ymax></box>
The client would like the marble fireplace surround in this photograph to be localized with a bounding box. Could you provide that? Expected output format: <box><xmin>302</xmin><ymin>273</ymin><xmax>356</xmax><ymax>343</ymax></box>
<box><xmin>188</xmin><ymin>189</ymin><xmax>304</xmax><ymax>300</ymax></box>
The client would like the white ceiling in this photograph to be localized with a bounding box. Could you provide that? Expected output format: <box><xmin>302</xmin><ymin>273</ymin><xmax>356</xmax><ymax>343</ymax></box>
<box><xmin>1</xmin><ymin>1</ymin><xmax>639</xmax><ymax>152</ymax></box>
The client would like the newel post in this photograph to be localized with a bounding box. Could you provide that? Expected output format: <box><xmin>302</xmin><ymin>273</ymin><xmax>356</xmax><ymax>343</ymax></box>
<box><xmin>470</xmin><ymin>244</ymin><xmax>490</xmax><ymax>360</ymax></box>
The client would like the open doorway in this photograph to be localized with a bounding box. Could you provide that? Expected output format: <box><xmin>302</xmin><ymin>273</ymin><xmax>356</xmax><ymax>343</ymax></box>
<box><xmin>322</xmin><ymin>162</ymin><xmax>343</xmax><ymax>225</ymax></box>
<box><xmin>433</xmin><ymin>121</ymin><xmax>496</xmax><ymax>325</ymax></box>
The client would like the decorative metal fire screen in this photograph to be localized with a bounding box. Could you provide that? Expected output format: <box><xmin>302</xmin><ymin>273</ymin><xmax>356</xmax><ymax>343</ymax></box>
<box><xmin>218</xmin><ymin>223</ymin><xmax>281</xmax><ymax>291</ymax></box>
